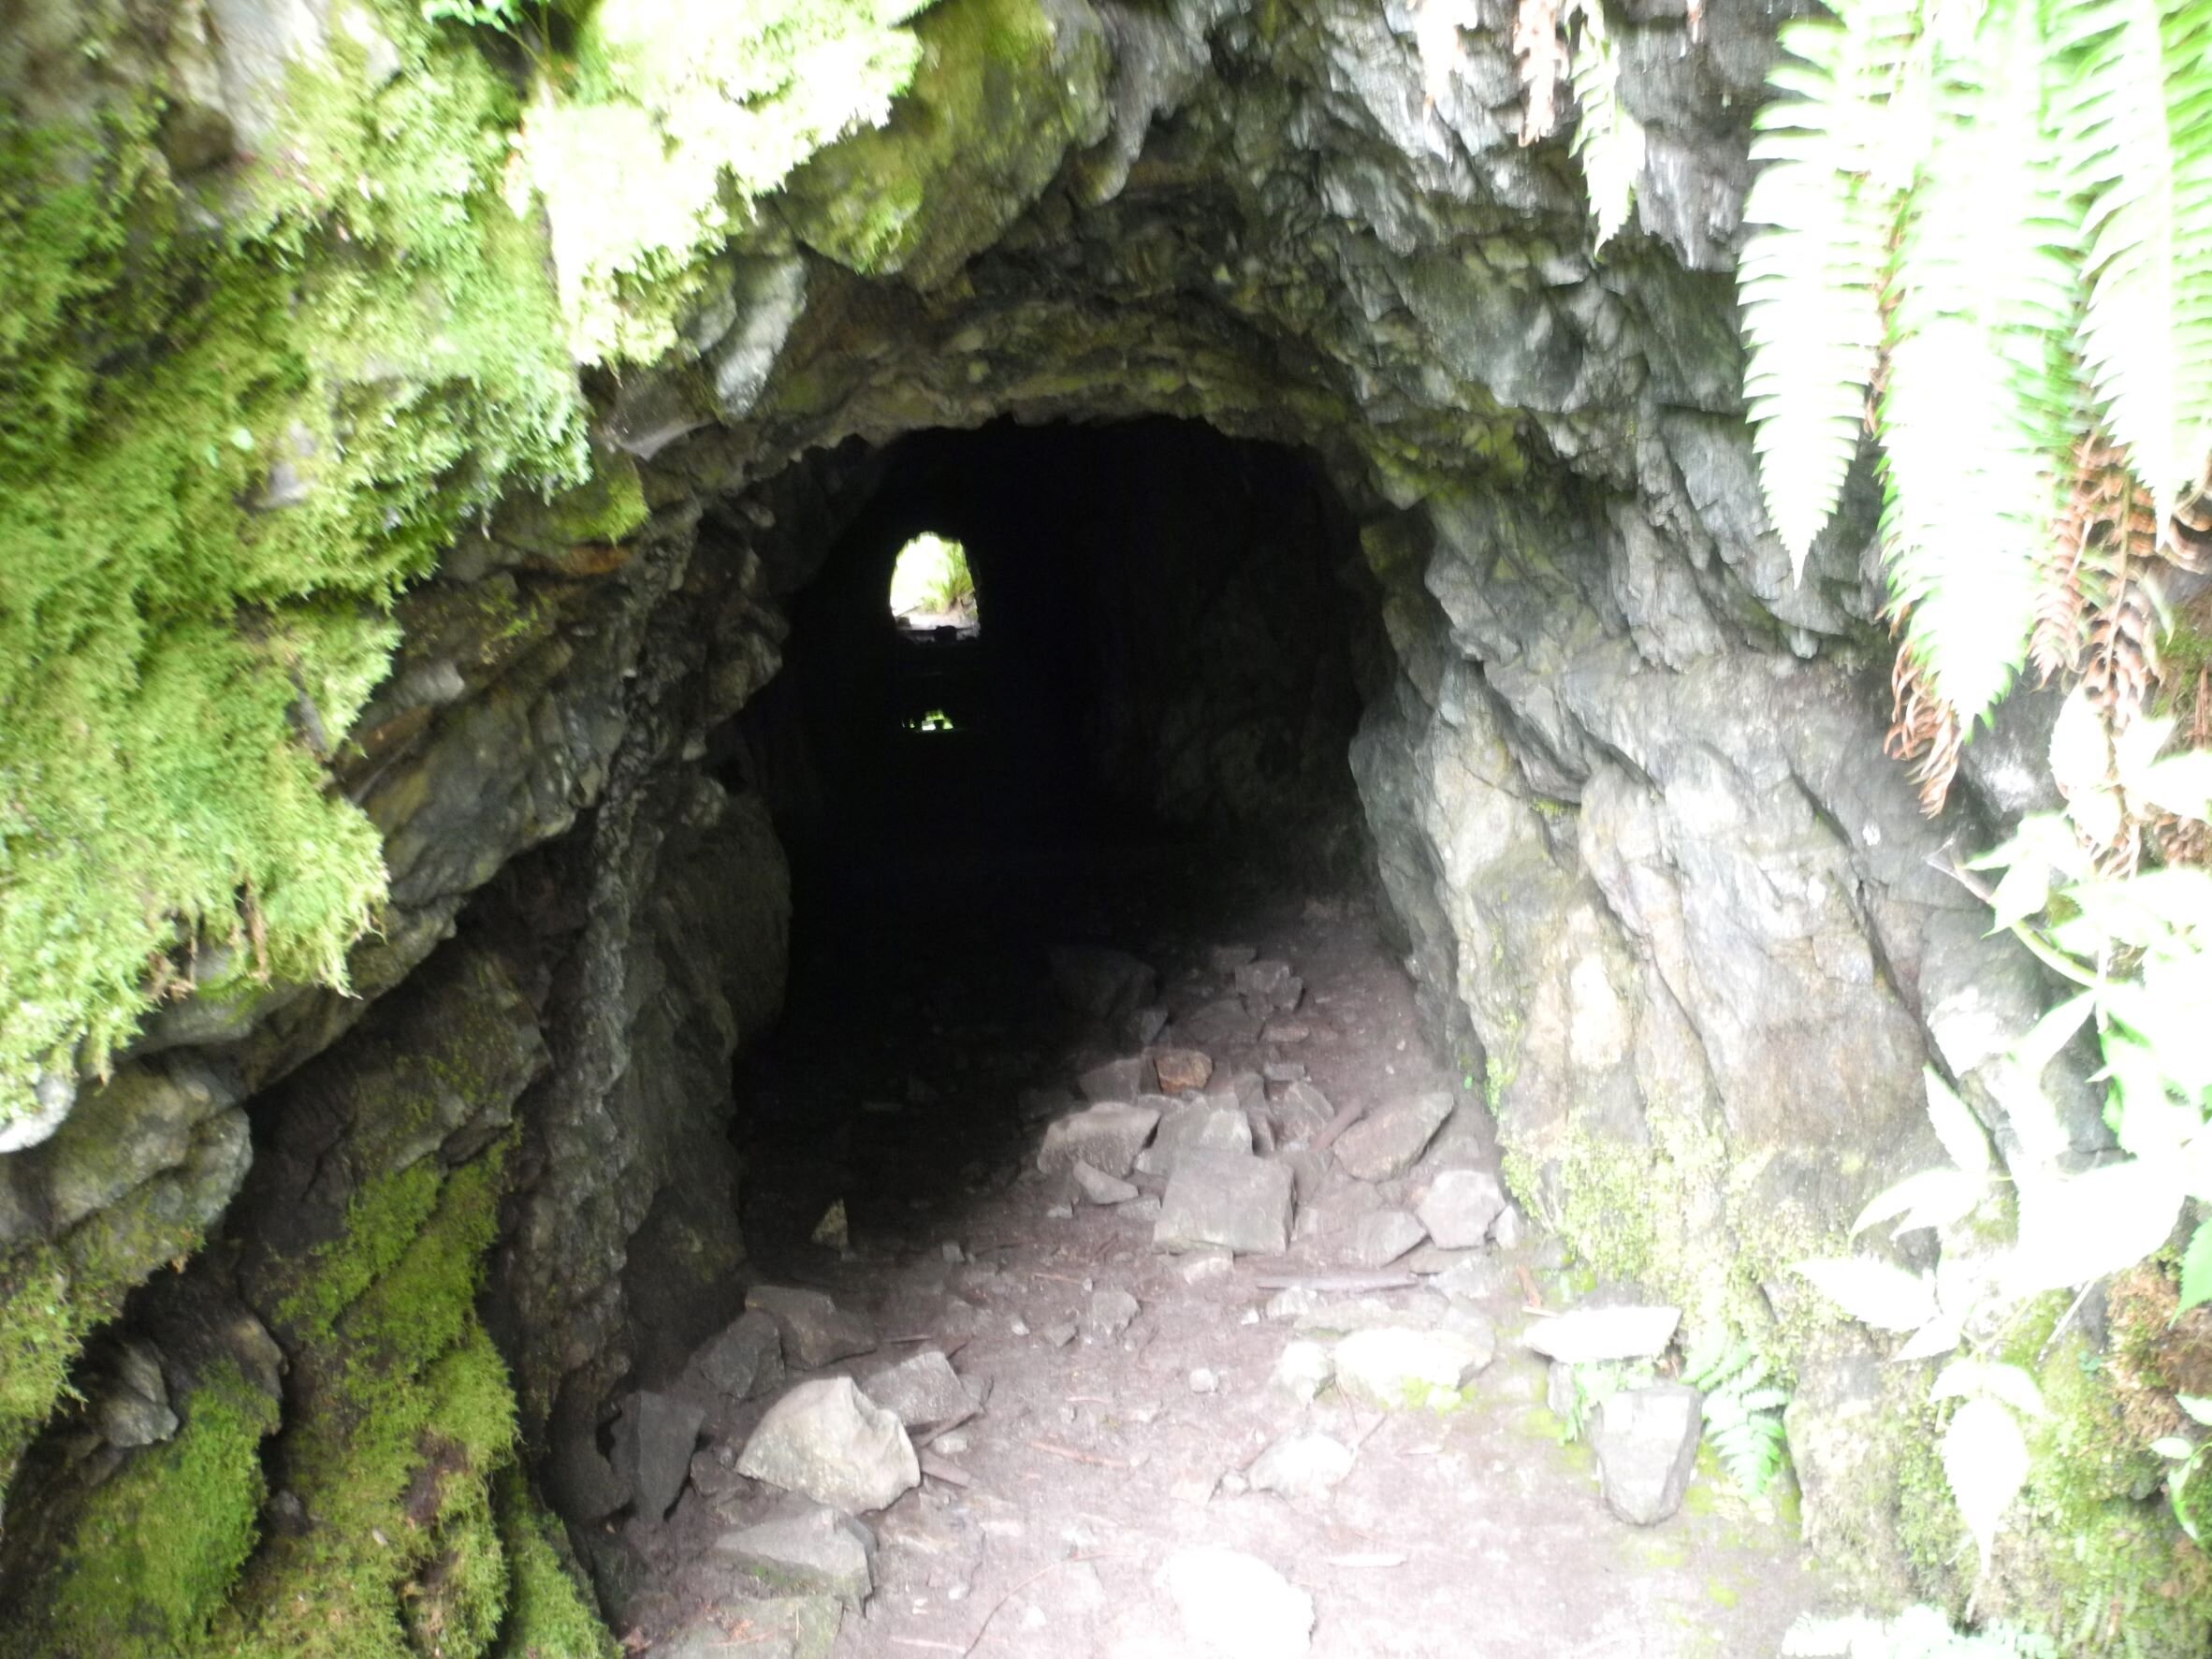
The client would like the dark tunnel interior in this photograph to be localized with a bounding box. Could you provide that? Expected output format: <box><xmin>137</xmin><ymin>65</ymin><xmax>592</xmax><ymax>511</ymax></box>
<box><xmin>703</xmin><ymin>416</ymin><xmax>1390</xmax><ymax>1288</ymax></box>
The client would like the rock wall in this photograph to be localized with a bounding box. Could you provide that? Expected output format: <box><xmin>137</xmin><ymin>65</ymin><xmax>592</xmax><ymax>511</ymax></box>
<box><xmin>1</xmin><ymin>0</ymin><xmax>2199</xmax><ymax>1649</ymax></box>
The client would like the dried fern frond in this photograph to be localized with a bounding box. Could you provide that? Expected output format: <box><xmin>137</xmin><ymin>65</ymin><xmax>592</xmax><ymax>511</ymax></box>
<box><xmin>1513</xmin><ymin>0</ymin><xmax>1568</xmax><ymax>142</ymax></box>
<box><xmin>1886</xmin><ymin>639</ymin><xmax>1965</xmax><ymax>812</ymax></box>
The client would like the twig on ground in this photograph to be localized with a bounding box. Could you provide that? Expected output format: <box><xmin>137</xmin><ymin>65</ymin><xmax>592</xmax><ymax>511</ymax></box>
<box><xmin>1026</xmin><ymin>1439</ymin><xmax>1129</xmax><ymax>1469</ymax></box>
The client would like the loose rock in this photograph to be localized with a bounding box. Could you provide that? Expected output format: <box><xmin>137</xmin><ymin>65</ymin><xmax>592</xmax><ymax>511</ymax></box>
<box><xmin>1332</xmin><ymin>1091</ymin><xmax>1454</xmax><ymax>1181</ymax></box>
<box><xmin>1342</xmin><ymin>1209</ymin><xmax>1427</xmax><ymax>1269</ymax></box>
<box><xmin>1077</xmin><ymin>1054</ymin><xmax>1149</xmax><ymax>1102</ymax></box>
<box><xmin>612</xmin><ymin>1390</ymin><xmax>706</xmax><ymax>1521</ymax></box>
<box><xmin>1143</xmin><ymin>1099</ymin><xmax>1252</xmax><ymax>1176</ymax></box>
<box><xmin>735</xmin><ymin>1377</ymin><xmax>920</xmax><ymax>1513</ymax></box>
<box><xmin>1155</xmin><ymin>1149</ymin><xmax>1295</xmax><ymax>1256</ymax></box>
<box><xmin>1248</xmin><ymin>1431</ymin><xmax>1355</xmax><ymax>1503</ymax></box>
<box><xmin>1521</xmin><ymin>1305</ymin><xmax>1682</xmax><ymax>1363</ymax></box>
<box><xmin>1153</xmin><ymin>1046</ymin><xmax>1215</xmax><ymax>1093</ymax></box>
<box><xmin>1157</xmin><ymin>1547</ymin><xmax>1315</xmax><ymax>1658</ymax></box>
<box><xmin>1416</xmin><ymin>1168</ymin><xmax>1507</xmax><ymax>1248</ymax></box>
<box><xmin>1332</xmin><ymin>1325</ymin><xmax>1492</xmax><ymax>1409</ymax></box>
<box><xmin>689</xmin><ymin>1308</ymin><xmax>785</xmax><ymax>1402</ymax></box>
<box><xmin>1069</xmin><ymin>1158</ymin><xmax>1140</xmax><ymax>1204</ymax></box>
<box><xmin>1085</xmin><ymin>1288</ymin><xmax>1140</xmax><ymax>1339</ymax></box>
<box><xmin>1271</xmin><ymin>1339</ymin><xmax>1334</xmax><ymax>1404</ymax></box>
<box><xmin>1592</xmin><ymin>1384</ymin><xmax>1704</xmax><ymax>1525</ymax></box>
<box><xmin>746</xmin><ymin>1287</ymin><xmax>878</xmax><ymax>1370</ymax></box>
<box><xmin>710</xmin><ymin>1495</ymin><xmax>876</xmax><ymax>1608</ymax></box>
<box><xmin>859</xmin><ymin>1349</ymin><xmax>970</xmax><ymax>1432</ymax></box>
<box><xmin>1038</xmin><ymin>1101</ymin><xmax>1160</xmax><ymax>1178</ymax></box>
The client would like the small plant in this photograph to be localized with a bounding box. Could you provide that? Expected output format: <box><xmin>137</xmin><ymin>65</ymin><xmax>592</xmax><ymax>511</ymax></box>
<box><xmin>2149</xmin><ymin>1392</ymin><xmax>2212</xmax><ymax>1542</ymax></box>
<box><xmin>1682</xmin><ymin>1332</ymin><xmax>1791</xmax><ymax>1494</ymax></box>
<box><xmin>1555</xmin><ymin>1359</ymin><xmax>1655</xmax><ymax>1441</ymax></box>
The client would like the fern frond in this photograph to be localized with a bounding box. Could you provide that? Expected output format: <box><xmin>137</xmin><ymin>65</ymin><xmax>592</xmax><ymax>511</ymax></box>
<box><xmin>2052</xmin><ymin>0</ymin><xmax>2212</xmax><ymax>522</ymax></box>
<box><xmin>1739</xmin><ymin>0</ymin><xmax>1920</xmax><ymax>572</ymax></box>
<box><xmin>1878</xmin><ymin>0</ymin><xmax>2078</xmax><ymax>732</ymax></box>
<box><xmin>1567</xmin><ymin>1</ymin><xmax>1645</xmax><ymax>248</ymax></box>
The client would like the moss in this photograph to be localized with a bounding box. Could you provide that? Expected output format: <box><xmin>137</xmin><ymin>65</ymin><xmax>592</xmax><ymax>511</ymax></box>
<box><xmin>0</xmin><ymin>1244</ymin><xmax>83</xmax><ymax>1486</ymax></box>
<box><xmin>492</xmin><ymin>1465</ymin><xmax>618</xmax><ymax>1659</ymax></box>
<box><xmin>41</xmin><ymin>1361</ymin><xmax>278</xmax><ymax>1658</ymax></box>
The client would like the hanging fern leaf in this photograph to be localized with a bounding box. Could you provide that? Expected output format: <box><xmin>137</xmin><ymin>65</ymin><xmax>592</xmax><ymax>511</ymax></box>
<box><xmin>1879</xmin><ymin>0</ymin><xmax>2080</xmax><ymax>732</ymax></box>
<box><xmin>1739</xmin><ymin>0</ymin><xmax>1920</xmax><ymax>573</ymax></box>
<box><xmin>1567</xmin><ymin>0</ymin><xmax>1645</xmax><ymax>248</ymax></box>
<box><xmin>2051</xmin><ymin>0</ymin><xmax>2212</xmax><ymax>525</ymax></box>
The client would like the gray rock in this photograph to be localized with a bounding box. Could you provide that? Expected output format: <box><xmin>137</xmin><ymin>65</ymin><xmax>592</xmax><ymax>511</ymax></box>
<box><xmin>710</xmin><ymin>1495</ymin><xmax>875</xmax><ymax>1608</ymax></box>
<box><xmin>1155</xmin><ymin>1149</ymin><xmax>1295</xmax><ymax>1256</ymax></box>
<box><xmin>1492</xmin><ymin>1204</ymin><xmax>1525</xmax><ymax>1249</ymax></box>
<box><xmin>1416</xmin><ymin>1169</ymin><xmax>1508</xmax><ymax>1248</ymax></box>
<box><xmin>1124</xmin><ymin>1195</ymin><xmax>1164</xmax><ymax>1223</ymax></box>
<box><xmin>1290</xmin><ymin>1289</ymin><xmax>1450</xmax><ymax>1335</ymax></box>
<box><xmin>1085</xmin><ymin>1288</ymin><xmax>1140</xmax><ymax>1339</ymax></box>
<box><xmin>1274</xmin><ymin>1146</ymin><xmax>1329</xmax><ymax>1203</ymax></box>
<box><xmin>1069</xmin><ymin>1158</ymin><xmax>1140</xmax><ymax>1204</ymax></box>
<box><xmin>859</xmin><ymin>1350</ymin><xmax>970</xmax><ymax>1431</ymax></box>
<box><xmin>1332</xmin><ymin>1092</ymin><xmax>1454</xmax><ymax>1181</ymax></box>
<box><xmin>1592</xmin><ymin>1384</ymin><xmax>1704</xmax><ymax>1524</ymax></box>
<box><xmin>96</xmin><ymin>1340</ymin><xmax>177</xmax><ymax>1448</ymax></box>
<box><xmin>1177</xmin><ymin>997</ymin><xmax>1266</xmax><ymax>1047</ymax></box>
<box><xmin>1332</xmin><ymin>1326</ymin><xmax>1492</xmax><ymax>1408</ymax></box>
<box><xmin>1233</xmin><ymin>959</ymin><xmax>1302</xmax><ymax>1011</ymax></box>
<box><xmin>747</xmin><ymin>1286</ymin><xmax>878</xmax><ymax>1369</ymax></box>
<box><xmin>1432</xmin><ymin>1254</ymin><xmax>1512</xmax><ymax>1302</ymax></box>
<box><xmin>1209</xmin><ymin>945</ymin><xmax>1259</xmax><ymax>972</ymax></box>
<box><xmin>1146</xmin><ymin>1100</ymin><xmax>1253</xmax><ymax>1176</ymax></box>
<box><xmin>1271</xmin><ymin>1339</ymin><xmax>1334</xmax><ymax>1404</ymax></box>
<box><xmin>736</xmin><ymin>1378</ymin><xmax>920</xmax><ymax>1513</ymax></box>
<box><xmin>690</xmin><ymin>1308</ymin><xmax>785</xmax><ymax>1401</ymax></box>
<box><xmin>1176</xmin><ymin>1248</ymin><xmax>1236</xmax><ymax>1285</ymax></box>
<box><xmin>1266</xmin><ymin>1287</ymin><xmax>1329</xmax><ymax>1321</ymax></box>
<box><xmin>1157</xmin><ymin>1547</ymin><xmax>1315</xmax><ymax>1658</ymax></box>
<box><xmin>1043</xmin><ymin>1320</ymin><xmax>1079</xmax><ymax>1347</ymax></box>
<box><xmin>1521</xmin><ymin>1305</ymin><xmax>1682</xmax><ymax>1363</ymax></box>
<box><xmin>1038</xmin><ymin>1102</ymin><xmax>1160</xmax><ymax>1178</ymax></box>
<box><xmin>1247</xmin><ymin>1432</ymin><xmax>1355</xmax><ymax>1503</ymax></box>
<box><xmin>1272</xmin><ymin>1080</ymin><xmax>1335</xmax><ymax>1141</ymax></box>
<box><xmin>1076</xmin><ymin>1055</ymin><xmax>1149</xmax><ymax>1101</ymax></box>
<box><xmin>1342</xmin><ymin>1209</ymin><xmax>1427</xmax><ymax>1269</ymax></box>
<box><xmin>612</xmin><ymin>1390</ymin><xmax>706</xmax><ymax>1521</ymax></box>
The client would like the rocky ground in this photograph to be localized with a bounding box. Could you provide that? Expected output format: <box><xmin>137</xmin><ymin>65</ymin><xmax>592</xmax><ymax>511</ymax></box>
<box><xmin>583</xmin><ymin>834</ymin><xmax>1837</xmax><ymax>1658</ymax></box>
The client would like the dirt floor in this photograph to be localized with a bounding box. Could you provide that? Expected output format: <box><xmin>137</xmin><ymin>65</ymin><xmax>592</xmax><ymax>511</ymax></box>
<box><xmin>611</xmin><ymin>827</ymin><xmax>1838</xmax><ymax>1658</ymax></box>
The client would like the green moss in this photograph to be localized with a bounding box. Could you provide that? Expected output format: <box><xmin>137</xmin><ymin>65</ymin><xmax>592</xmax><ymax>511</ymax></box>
<box><xmin>43</xmin><ymin>1361</ymin><xmax>278</xmax><ymax>1658</ymax></box>
<box><xmin>0</xmin><ymin>1245</ymin><xmax>83</xmax><ymax>1486</ymax></box>
<box><xmin>493</xmin><ymin>1466</ymin><xmax>618</xmax><ymax>1659</ymax></box>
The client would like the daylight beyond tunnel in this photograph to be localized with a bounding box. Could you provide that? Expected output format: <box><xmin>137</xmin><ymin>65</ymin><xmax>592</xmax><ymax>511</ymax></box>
<box><xmin>720</xmin><ymin>419</ymin><xmax>1378</xmax><ymax>866</ymax></box>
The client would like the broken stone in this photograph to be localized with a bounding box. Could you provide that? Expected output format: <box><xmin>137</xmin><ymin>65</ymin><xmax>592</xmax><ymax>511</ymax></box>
<box><xmin>1248</xmin><ymin>1432</ymin><xmax>1355</xmax><ymax>1503</ymax></box>
<box><xmin>1332</xmin><ymin>1326</ymin><xmax>1492</xmax><ymax>1409</ymax></box>
<box><xmin>1592</xmin><ymin>1384</ymin><xmax>1703</xmax><ymax>1525</ymax></box>
<box><xmin>1291</xmin><ymin>1290</ymin><xmax>1448</xmax><ymax>1335</ymax></box>
<box><xmin>1432</xmin><ymin>1254</ymin><xmax>1512</xmax><ymax>1302</ymax></box>
<box><xmin>1271</xmin><ymin>1080</ymin><xmax>1334</xmax><ymax>1141</ymax></box>
<box><xmin>747</xmin><ymin>1286</ymin><xmax>878</xmax><ymax>1369</ymax></box>
<box><xmin>1521</xmin><ymin>1304</ymin><xmax>1682</xmax><ymax>1363</ymax></box>
<box><xmin>1332</xmin><ymin>1091</ymin><xmax>1454</xmax><ymax>1181</ymax></box>
<box><xmin>1402</xmin><ymin>1244</ymin><xmax>1481</xmax><ymax>1276</ymax></box>
<box><xmin>1177</xmin><ymin>1248</ymin><xmax>1235</xmax><ymax>1285</ymax></box>
<box><xmin>1271</xmin><ymin>1339</ymin><xmax>1334</xmax><ymax>1404</ymax></box>
<box><xmin>1261</xmin><ymin>1020</ymin><xmax>1311</xmax><ymax>1043</ymax></box>
<box><xmin>1261</xmin><ymin>1060</ymin><xmax>1308</xmax><ymax>1083</ymax></box>
<box><xmin>736</xmin><ymin>1377</ymin><xmax>919</xmax><ymax>1513</ymax></box>
<box><xmin>1037</xmin><ymin>1101</ymin><xmax>1160</xmax><ymax>1179</ymax></box>
<box><xmin>1416</xmin><ymin>1169</ymin><xmax>1508</xmax><ymax>1248</ymax></box>
<box><xmin>1045</xmin><ymin>1202</ymin><xmax>1075</xmax><ymax>1219</ymax></box>
<box><xmin>1155</xmin><ymin>1150</ymin><xmax>1295</xmax><ymax>1256</ymax></box>
<box><xmin>690</xmin><ymin>1444</ymin><xmax>751</xmax><ymax>1503</ymax></box>
<box><xmin>1125</xmin><ymin>1195</ymin><xmax>1164</xmax><ymax>1223</ymax></box>
<box><xmin>1044</xmin><ymin>1321</ymin><xmax>1078</xmax><ymax>1347</ymax></box>
<box><xmin>1492</xmin><ymin>1204</ymin><xmax>1525</xmax><ymax>1249</ymax></box>
<box><xmin>1069</xmin><ymin>1159</ymin><xmax>1139</xmax><ymax>1204</ymax></box>
<box><xmin>1342</xmin><ymin>1209</ymin><xmax>1427</xmax><ymax>1270</ymax></box>
<box><xmin>1076</xmin><ymin>1054</ymin><xmax>1149</xmax><ymax>1102</ymax></box>
<box><xmin>1146</xmin><ymin>1100</ymin><xmax>1253</xmax><ymax>1176</ymax></box>
<box><xmin>1120</xmin><ymin>1004</ymin><xmax>1171</xmax><ymax>1048</ymax></box>
<box><xmin>860</xmin><ymin>1350</ymin><xmax>970</xmax><ymax>1432</ymax></box>
<box><xmin>1188</xmin><ymin>1367</ymin><xmax>1220</xmax><ymax>1393</ymax></box>
<box><xmin>710</xmin><ymin>1495</ymin><xmax>876</xmax><ymax>1608</ymax></box>
<box><xmin>1157</xmin><ymin>1547</ymin><xmax>1315</xmax><ymax>1658</ymax></box>
<box><xmin>1085</xmin><ymin>1288</ymin><xmax>1140</xmax><ymax>1339</ymax></box>
<box><xmin>1209</xmin><ymin>944</ymin><xmax>1259</xmax><ymax>972</ymax></box>
<box><xmin>690</xmin><ymin>1308</ymin><xmax>785</xmax><ymax>1402</ymax></box>
<box><xmin>1153</xmin><ymin>1047</ymin><xmax>1215</xmax><ymax>1093</ymax></box>
<box><xmin>612</xmin><ymin>1390</ymin><xmax>706</xmax><ymax>1521</ymax></box>
<box><xmin>1178</xmin><ymin>997</ymin><xmax>1266</xmax><ymax>1047</ymax></box>
<box><xmin>1234</xmin><ymin>958</ymin><xmax>1295</xmax><ymax>999</ymax></box>
<box><xmin>97</xmin><ymin>1340</ymin><xmax>179</xmax><ymax>1448</ymax></box>
<box><xmin>1266</xmin><ymin>1286</ymin><xmax>1329</xmax><ymax>1321</ymax></box>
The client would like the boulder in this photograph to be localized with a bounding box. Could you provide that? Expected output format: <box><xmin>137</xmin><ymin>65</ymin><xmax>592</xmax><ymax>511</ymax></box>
<box><xmin>1076</xmin><ymin>1054</ymin><xmax>1149</xmax><ymax>1102</ymax></box>
<box><xmin>746</xmin><ymin>1287</ymin><xmax>878</xmax><ymax>1369</ymax></box>
<box><xmin>1142</xmin><ymin>1100</ymin><xmax>1253</xmax><ymax>1176</ymax></box>
<box><xmin>689</xmin><ymin>1308</ymin><xmax>785</xmax><ymax>1401</ymax></box>
<box><xmin>611</xmin><ymin>1390</ymin><xmax>706</xmax><ymax>1521</ymax></box>
<box><xmin>709</xmin><ymin>1495</ymin><xmax>876</xmax><ymax>1608</ymax></box>
<box><xmin>1342</xmin><ymin>1209</ymin><xmax>1427</xmax><ymax>1269</ymax></box>
<box><xmin>1332</xmin><ymin>1092</ymin><xmax>1453</xmax><ymax>1181</ymax></box>
<box><xmin>736</xmin><ymin>1377</ymin><xmax>919</xmax><ymax>1513</ymax></box>
<box><xmin>1415</xmin><ymin>1169</ymin><xmax>1507</xmax><ymax>1248</ymax></box>
<box><xmin>1154</xmin><ymin>1149</ymin><xmax>1295</xmax><ymax>1256</ymax></box>
<box><xmin>1592</xmin><ymin>1384</ymin><xmax>1703</xmax><ymax>1525</ymax></box>
<box><xmin>1156</xmin><ymin>1547</ymin><xmax>1315</xmax><ymax>1658</ymax></box>
<box><xmin>1038</xmin><ymin>1101</ymin><xmax>1160</xmax><ymax>1178</ymax></box>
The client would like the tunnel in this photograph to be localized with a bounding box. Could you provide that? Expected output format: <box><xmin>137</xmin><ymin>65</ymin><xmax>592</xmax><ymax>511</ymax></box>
<box><xmin>7</xmin><ymin>0</ymin><xmax>2203</xmax><ymax>1652</ymax></box>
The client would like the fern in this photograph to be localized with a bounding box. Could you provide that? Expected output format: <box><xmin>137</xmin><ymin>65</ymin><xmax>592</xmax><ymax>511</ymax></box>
<box><xmin>1682</xmin><ymin>1333</ymin><xmax>1790</xmax><ymax>1494</ymax></box>
<box><xmin>1566</xmin><ymin>1</ymin><xmax>1644</xmax><ymax>248</ymax></box>
<box><xmin>2051</xmin><ymin>0</ymin><xmax>2212</xmax><ymax>522</ymax></box>
<box><xmin>1738</xmin><ymin>0</ymin><xmax>1917</xmax><ymax>572</ymax></box>
<box><xmin>1878</xmin><ymin>0</ymin><xmax>2079</xmax><ymax>731</ymax></box>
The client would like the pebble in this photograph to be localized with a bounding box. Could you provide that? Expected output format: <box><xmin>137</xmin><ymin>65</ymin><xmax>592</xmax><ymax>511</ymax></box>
<box><xmin>1189</xmin><ymin>1367</ymin><xmax>1220</xmax><ymax>1394</ymax></box>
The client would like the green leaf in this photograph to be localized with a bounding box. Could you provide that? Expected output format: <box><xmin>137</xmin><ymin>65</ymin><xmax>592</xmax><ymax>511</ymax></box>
<box><xmin>1852</xmin><ymin>1167</ymin><xmax>1986</xmax><ymax>1237</ymax></box>
<box><xmin>2009</xmin><ymin>1157</ymin><xmax>2188</xmax><ymax>1294</ymax></box>
<box><xmin>1794</xmin><ymin>1257</ymin><xmax>1940</xmax><ymax>1331</ymax></box>
<box><xmin>1943</xmin><ymin>1396</ymin><xmax>2030</xmax><ymax>1573</ymax></box>
<box><xmin>2186</xmin><ymin>1223</ymin><xmax>2212</xmax><ymax>1314</ymax></box>
<box><xmin>1739</xmin><ymin>1</ymin><xmax>1918</xmax><ymax>570</ymax></box>
<box><xmin>2181</xmin><ymin>1394</ymin><xmax>2212</xmax><ymax>1427</ymax></box>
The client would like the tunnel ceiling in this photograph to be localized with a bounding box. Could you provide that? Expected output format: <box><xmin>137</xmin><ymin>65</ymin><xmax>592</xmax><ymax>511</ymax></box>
<box><xmin>0</xmin><ymin>0</ymin><xmax>2158</xmax><ymax>1647</ymax></box>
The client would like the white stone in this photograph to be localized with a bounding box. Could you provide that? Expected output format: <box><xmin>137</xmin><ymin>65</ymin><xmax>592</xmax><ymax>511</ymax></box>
<box><xmin>735</xmin><ymin>1377</ymin><xmax>919</xmax><ymax>1513</ymax></box>
<box><xmin>1156</xmin><ymin>1547</ymin><xmax>1315</xmax><ymax>1658</ymax></box>
<box><xmin>1521</xmin><ymin>1304</ymin><xmax>1681</xmax><ymax>1363</ymax></box>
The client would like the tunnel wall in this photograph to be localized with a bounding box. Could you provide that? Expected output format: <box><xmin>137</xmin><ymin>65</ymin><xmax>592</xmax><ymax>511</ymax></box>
<box><xmin>0</xmin><ymin>0</ymin><xmax>2191</xmax><ymax>1649</ymax></box>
